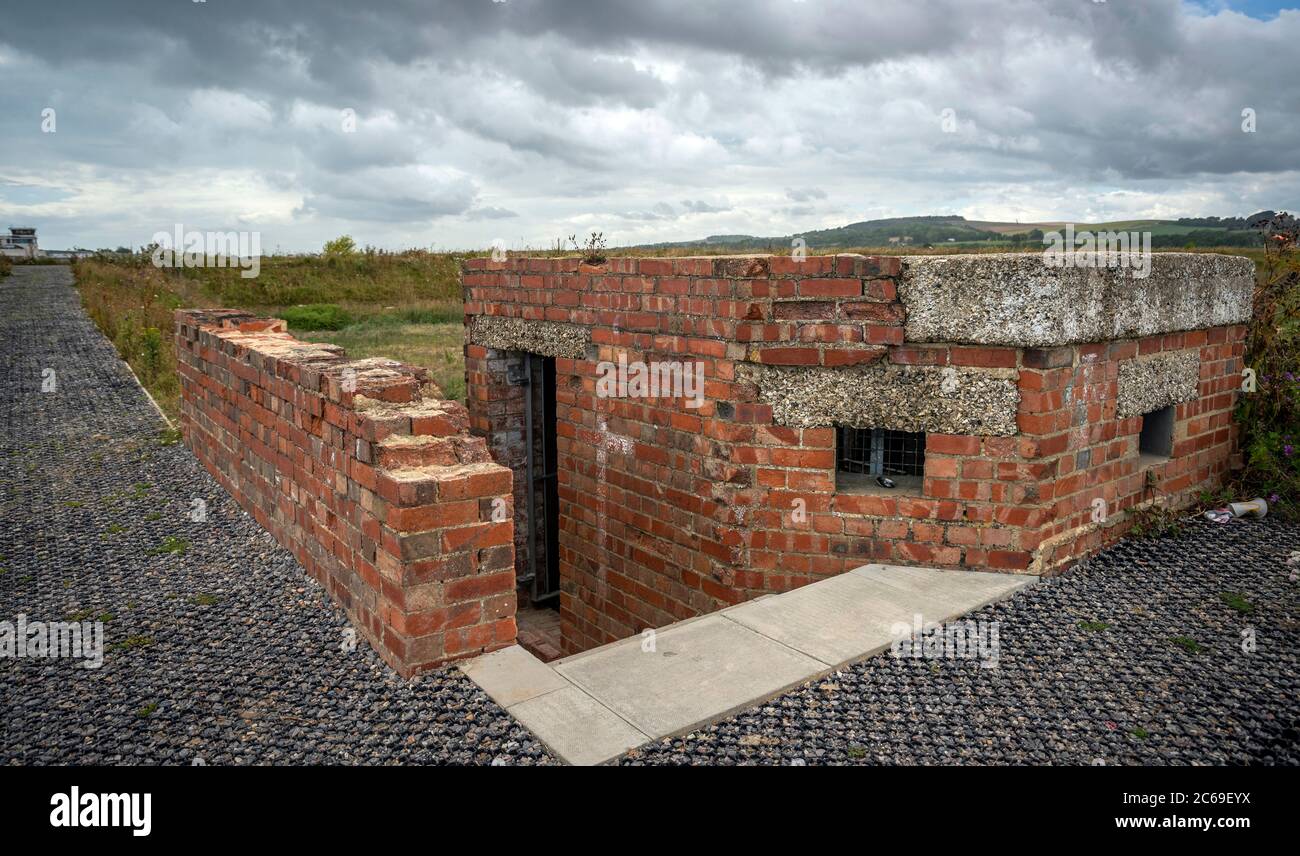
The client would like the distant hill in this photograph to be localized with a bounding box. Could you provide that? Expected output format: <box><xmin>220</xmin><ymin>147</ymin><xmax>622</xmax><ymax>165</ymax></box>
<box><xmin>634</xmin><ymin>213</ymin><xmax>1278</xmax><ymax>251</ymax></box>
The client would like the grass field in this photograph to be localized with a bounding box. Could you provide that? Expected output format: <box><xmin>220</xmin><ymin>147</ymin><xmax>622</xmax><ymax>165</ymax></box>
<box><xmin>72</xmin><ymin>252</ymin><xmax>466</xmax><ymax>419</ymax></box>
<box><xmin>295</xmin><ymin>311</ymin><xmax>466</xmax><ymax>401</ymax></box>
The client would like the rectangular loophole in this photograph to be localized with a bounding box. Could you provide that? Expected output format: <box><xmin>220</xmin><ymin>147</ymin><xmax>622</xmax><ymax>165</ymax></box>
<box><xmin>1138</xmin><ymin>405</ymin><xmax>1174</xmax><ymax>464</ymax></box>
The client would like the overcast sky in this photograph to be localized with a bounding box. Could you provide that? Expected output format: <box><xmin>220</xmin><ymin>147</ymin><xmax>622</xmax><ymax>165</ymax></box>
<box><xmin>1</xmin><ymin>0</ymin><xmax>1297</xmax><ymax>252</ymax></box>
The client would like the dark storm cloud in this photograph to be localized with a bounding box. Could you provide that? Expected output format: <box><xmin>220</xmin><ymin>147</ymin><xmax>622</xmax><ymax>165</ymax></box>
<box><xmin>0</xmin><ymin>0</ymin><xmax>1296</xmax><ymax>250</ymax></box>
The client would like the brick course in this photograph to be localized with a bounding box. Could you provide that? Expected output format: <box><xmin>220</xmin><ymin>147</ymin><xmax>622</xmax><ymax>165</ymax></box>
<box><xmin>175</xmin><ymin>309</ymin><xmax>515</xmax><ymax>676</ymax></box>
<box><xmin>463</xmin><ymin>255</ymin><xmax>1246</xmax><ymax>656</ymax></box>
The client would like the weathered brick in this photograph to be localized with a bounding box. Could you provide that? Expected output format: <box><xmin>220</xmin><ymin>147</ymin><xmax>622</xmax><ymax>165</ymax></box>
<box><xmin>175</xmin><ymin>308</ymin><xmax>516</xmax><ymax>677</ymax></box>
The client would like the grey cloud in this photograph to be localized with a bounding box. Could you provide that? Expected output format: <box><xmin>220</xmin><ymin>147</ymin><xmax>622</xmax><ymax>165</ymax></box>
<box><xmin>680</xmin><ymin>199</ymin><xmax>730</xmax><ymax>213</ymax></box>
<box><xmin>619</xmin><ymin>205</ymin><xmax>676</xmax><ymax>221</ymax></box>
<box><xmin>466</xmin><ymin>206</ymin><xmax>519</xmax><ymax>220</ymax></box>
<box><xmin>0</xmin><ymin>0</ymin><xmax>1296</xmax><ymax>251</ymax></box>
<box><xmin>295</xmin><ymin>167</ymin><xmax>478</xmax><ymax>223</ymax></box>
<box><xmin>785</xmin><ymin>187</ymin><xmax>827</xmax><ymax>202</ymax></box>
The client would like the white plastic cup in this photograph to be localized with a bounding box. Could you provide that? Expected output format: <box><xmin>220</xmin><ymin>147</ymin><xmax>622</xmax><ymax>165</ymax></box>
<box><xmin>1227</xmin><ymin>498</ymin><xmax>1269</xmax><ymax>519</ymax></box>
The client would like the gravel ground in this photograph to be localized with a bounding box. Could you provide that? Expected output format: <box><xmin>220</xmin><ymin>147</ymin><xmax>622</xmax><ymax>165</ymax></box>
<box><xmin>625</xmin><ymin>519</ymin><xmax>1300</xmax><ymax>765</ymax></box>
<box><xmin>3</xmin><ymin>265</ymin><xmax>1296</xmax><ymax>767</ymax></box>
<box><xmin>0</xmin><ymin>266</ymin><xmax>555</xmax><ymax>765</ymax></box>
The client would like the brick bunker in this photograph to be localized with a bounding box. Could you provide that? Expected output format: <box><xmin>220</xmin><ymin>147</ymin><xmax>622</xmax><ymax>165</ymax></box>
<box><xmin>464</xmin><ymin>253</ymin><xmax>1254</xmax><ymax>657</ymax></box>
<box><xmin>175</xmin><ymin>251</ymin><xmax>1254</xmax><ymax>673</ymax></box>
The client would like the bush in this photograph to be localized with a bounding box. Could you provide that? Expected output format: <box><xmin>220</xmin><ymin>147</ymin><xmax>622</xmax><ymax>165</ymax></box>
<box><xmin>1236</xmin><ymin>213</ymin><xmax>1300</xmax><ymax>519</ymax></box>
<box><xmin>279</xmin><ymin>303</ymin><xmax>352</xmax><ymax>331</ymax></box>
<box><xmin>0</xmin><ymin>255</ymin><xmax>11</xmax><ymax>277</ymax></box>
<box><xmin>323</xmin><ymin>235</ymin><xmax>357</xmax><ymax>257</ymax></box>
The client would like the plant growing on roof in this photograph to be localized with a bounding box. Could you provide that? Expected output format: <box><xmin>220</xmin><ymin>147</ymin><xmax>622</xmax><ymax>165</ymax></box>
<box><xmin>569</xmin><ymin>231</ymin><xmax>607</xmax><ymax>265</ymax></box>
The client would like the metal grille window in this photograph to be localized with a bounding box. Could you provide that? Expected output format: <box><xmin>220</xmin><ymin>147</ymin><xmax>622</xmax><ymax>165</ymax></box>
<box><xmin>836</xmin><ymin>427</ymin><xmax>926</xmax><ymax>478</ymax></box>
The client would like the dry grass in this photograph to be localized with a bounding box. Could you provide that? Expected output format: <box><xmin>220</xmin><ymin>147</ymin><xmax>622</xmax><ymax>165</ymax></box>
<box><xmin>73</xmin><ymin>255</ymin><xmax>467</xmax><ymax>419</ymax></box>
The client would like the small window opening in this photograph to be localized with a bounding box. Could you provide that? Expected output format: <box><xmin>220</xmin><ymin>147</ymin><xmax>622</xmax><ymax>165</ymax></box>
<box><xmin>1138</xmin><ymin>405</ymin><xmax>1174</xmax><ymax>464</ymax></box>
<box><xmin>836</xmin><ymin>427</ymin><xmax>925</xmax><ymax>493</ymax></box>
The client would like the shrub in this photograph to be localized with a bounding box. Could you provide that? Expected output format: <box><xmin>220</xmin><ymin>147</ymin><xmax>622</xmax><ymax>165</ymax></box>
<box><xmin>0</xmin><ymin>255</ymin><xmax>11</xmax><ymax>277</ymax></box>
<box><xmin>1236</xmin><ymin>213</ymin><xmax>1300</xmax><ymax>519</ymax></box>
<box><xmin>323</xmin><ymin>235</ymin><xmax>357</xmax><ymax>257</ymax></box>
<box><xmin>279</xmin><ymin>303</ymin><xmax>352</xmax><ymax>331</ymax></box>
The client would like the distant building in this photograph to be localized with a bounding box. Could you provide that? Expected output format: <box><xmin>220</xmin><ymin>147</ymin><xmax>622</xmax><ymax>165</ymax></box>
<box><xmin>1</xmin><ymin>226</ymin><xmax>41</xmax><ymax>259</ymax></box>
<box><xmin>887</xmin><ymin>236</ymin><xmax>913</xmax><ymax>245</ymax></box>
<box><xmin>43</xmin><ymin>250</ymin><xmax>89</xmax><ymax>262</ymax></box>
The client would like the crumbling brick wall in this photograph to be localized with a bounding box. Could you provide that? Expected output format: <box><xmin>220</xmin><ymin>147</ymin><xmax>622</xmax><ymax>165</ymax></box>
<box><xmin>175</xmin><ymin>309</ymin><xmax>515</xmax><ymax>676</ymax></box>
<box><xmin>463</xmin><ymin>253</ymin><xmax>1252</xmax><ymax>656</ymax></box>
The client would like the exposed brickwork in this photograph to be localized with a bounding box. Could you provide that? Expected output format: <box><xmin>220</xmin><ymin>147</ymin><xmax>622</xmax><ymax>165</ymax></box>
<box><xmin>175</xmin><ymin>309</ymin><xmax>516</xmax><ymax>676</ymax></box>
<box><xmin>1022</xmin><ymin>328</ymin><xmax>1245</xmax><ymax>574</ymax></box>
<box><xmin>463</xmin><ymin>255</ymin><xmax>1246</xmax><ymax>657</ymax></box>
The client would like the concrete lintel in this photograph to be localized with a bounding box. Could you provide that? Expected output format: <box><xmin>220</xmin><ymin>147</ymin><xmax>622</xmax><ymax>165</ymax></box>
<box><xmin>1116</xmin><ymin>349</ymin><xmax>1201</xmax><ymax>418</ymax></box>
<box><xmin>745</xmin><ymin>362</ymin><xmax>1020</xmax><ymax>435</ymax></box>
<box><xmin>467</xmin><ymin>315</ymin><xmax>589</xmax><ymax>359</ymax></box>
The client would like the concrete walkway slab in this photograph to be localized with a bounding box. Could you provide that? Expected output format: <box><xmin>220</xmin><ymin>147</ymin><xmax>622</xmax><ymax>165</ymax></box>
<box><xmin>554</xmin><ymin>615</ymin><xmax>825</xmax><ymax>739</ymax></box>
<box><xmin>458</xmin><ymin>563</ymin><xmax>1037</xmax><ymax>764</ymax></box>
<box><xmin>506</xmin><ymin>686</ymin><xmax>649</xmax><ymax>767</ymax></box>
<box><xmin>722</xmin><ymin>572</ymin><xmax>916</xmax><ymax>667</ymax></box>
<box><xmin>459</xmin><ymin>644</ymin><xmax>570</xmax><ymax>708</ymax></box>
<box><xmin>853</xmin><ymin>563</ymin><xmax>1031</xmax><ymax>616</ymax></box>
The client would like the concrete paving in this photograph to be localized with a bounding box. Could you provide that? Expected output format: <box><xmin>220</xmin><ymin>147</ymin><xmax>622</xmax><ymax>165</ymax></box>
<box><xmin>556</xmin><ymin>615</ymin><xmax>825</xmax><ymax>739</ymax></box>
<box><xmin>507</xmin><ymin>686</ymin><xmax>648</xmax><ymax>767</ymax></box>
<box><xmin>722</xmin><ymin>571</ymin><xmax>914</xmax><ymax>667</ymax></box>
<box><xmin>458</xmin><ymin>644</ymin><xmax>570</xmax><ymax>707</ymax></box>
<box><xmin>460</xmin><ymin>563</ymin><xmax>1036</xmax><ymax>764</ymax></box>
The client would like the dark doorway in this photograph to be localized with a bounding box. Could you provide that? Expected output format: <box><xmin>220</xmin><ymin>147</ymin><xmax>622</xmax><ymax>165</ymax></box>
<box><xmin>523</xmin><ymin>353</ymin><xmax>560</xmax><ymax>603</ymax></box>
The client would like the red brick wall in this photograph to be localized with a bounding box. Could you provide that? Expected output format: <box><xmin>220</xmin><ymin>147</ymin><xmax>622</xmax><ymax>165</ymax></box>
<box><xmin>175</xmin><ymin>309</ymin><xmax>516</xmax><ymax>676</ymax></box>
<box><xmin>749</xmin><ymin>330</ymin><xmax>1244</xmax><ymax>579</ymax></box>
<box><xmin>462</xmin><ymin>256</ymin><xmax>1245</xmax><ymax>655</ymax></box>
<box><xmin>1021</xmin><ymin>328</ymin><xmax>1245</xmax><ymax>574</ymax></box>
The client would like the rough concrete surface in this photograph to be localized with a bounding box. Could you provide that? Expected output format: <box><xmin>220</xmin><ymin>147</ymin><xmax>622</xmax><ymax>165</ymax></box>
<box><xmin>745</xmin><ymin>362</ymin><xmax>1020</xmax><ymax>435</ymax></box>
<box><xmin>1116</xmin><ymin>350</ymin><xmax>1202</xmax><ymax>418</ymax></box>
<box><xmin>468</xmin><ymin>315</ymin><xmax>589</xmax><ymax>360</ymax></box>
<box><xmin>900</xmin><ymin>252</ymin><xmax>1254</xmax><ymax>346</ymax></box>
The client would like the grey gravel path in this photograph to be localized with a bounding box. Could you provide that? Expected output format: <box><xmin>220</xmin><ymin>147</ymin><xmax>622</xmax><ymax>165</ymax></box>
<box><xmin>624</xmin><ymin>519</ymin><xmax>1300</xmax><ymax>765</ymax></box>
<box><xmin>0</xmin><ymin>266</ymin><xmax>555</xmax><ymax>765</ymax></box>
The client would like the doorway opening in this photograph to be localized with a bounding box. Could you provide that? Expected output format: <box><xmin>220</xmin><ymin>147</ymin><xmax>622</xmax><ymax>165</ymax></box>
<box><xmin>515</xmin><ymin>352</ymin><xmax>561</xmax><ymax>660</ymax></box>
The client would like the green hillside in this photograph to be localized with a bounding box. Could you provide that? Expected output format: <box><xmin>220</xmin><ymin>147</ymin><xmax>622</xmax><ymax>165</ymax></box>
<box><xmin>637</xmin><ymin>212</ymin><xmax>1277</xmax><ymax>251</ymax></box>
